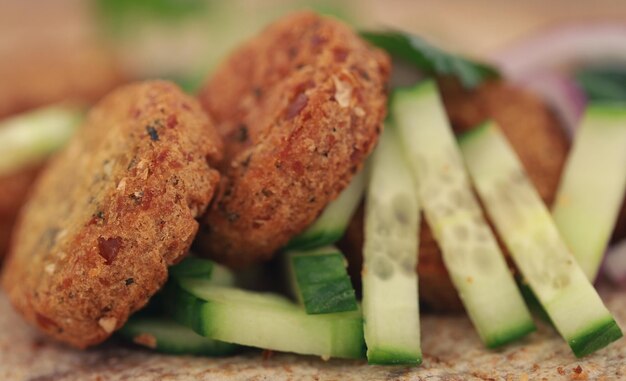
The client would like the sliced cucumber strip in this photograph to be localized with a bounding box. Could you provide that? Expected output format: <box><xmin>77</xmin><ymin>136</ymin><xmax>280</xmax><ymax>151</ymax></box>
<box><xmin>169</xmin><ymin>255</ymin><xmax>235</xmax><ymax>286</ymax></box>
<box><xmin>123</xmin><ymin>256</ymin><xmax>237</xmax><ymax>355</ymax></box>
<box><xmin>288</xmin><ymin>170</ymin><xmax>365</xmax><ymax>250</ymax></box>
<box><xmin>459</xmin><ymin>121</ymin><xmax>623</xmax><ymax>357</ymax></box>
<box><xmin>169</xmin><ymin>256</ymin><xmax>215</xmax><ymax>279</ymax></box>
<box><xmin>286</xmin><ymin>246</ymin><xmax>358</xmax><ymax>314</ymax></box>
<box><xmin>362</xmin><ymin>125</ymin><xmax>421</xmax><ymax>365</ymax></box>
<box><xmin>119</xmin><ymin>316</ymin><xmax>238</xmax><ymax>355</ymax></box>
<box><xmin>0</xmin><ymin>105</ymin><xmax>83</xmax><ymax>176</ymax></box>
<box><xmin>552</xmin><ymin>104</ymin><xmax>626</xmax><ymax>280</ymax></box>
<box><xmin>392</xmin><ymin>80</ymin><xmax>535</xmax><ymax>348</ymax></box>
<box><xmin>170</xmin><ymin>279</ymin><xmax>365</xmax><ymax>359</ymax></box>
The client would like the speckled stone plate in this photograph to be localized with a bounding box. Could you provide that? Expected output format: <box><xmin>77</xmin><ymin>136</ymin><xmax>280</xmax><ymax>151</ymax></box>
<box><xmin>1</xmin><ymin>286</ymin><xmax>625</xmax><ymax>381</ymax></box>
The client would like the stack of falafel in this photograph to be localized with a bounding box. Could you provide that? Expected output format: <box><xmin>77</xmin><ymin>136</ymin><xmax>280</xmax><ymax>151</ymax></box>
<box><xmin>1</xmin><ymin>11</ymin><xmax>621</xmax><ymax>348</ymax></box>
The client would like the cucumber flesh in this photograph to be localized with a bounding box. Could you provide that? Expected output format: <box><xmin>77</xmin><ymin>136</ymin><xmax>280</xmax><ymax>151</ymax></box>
<box><xmin>552</xmin><ymin>104</ymin><xmax>626</xmax><ymax>280</ymax></box>
<box><xmin>362</xmin><ymin>125</ymin><xmax>422</xmax><ymax>365</ymax></box>
<box><xmin>392</xmin><ymin>81</ymin><xmax>535</xmax><ymax>348</ymax></box>
<box><xmin>122</xmin><ymin>256</ymin><xmax>237</xmax><ymax>355</ymax></box>
<box><xmin>0</xmin><ymin>105</ymin><xmax>83</xmax><ymax>176</ymax></box>
<box><xmin>119</xmin><ymin>316</ymin><xmax>238</xmax><ymax>355</ymax></box>
<box><xmin>287</xmin><ymin>246</ymin><xmax>358</xmax><ymax>314</ymax></box>
<box><xmin>459</xmin><ymin>121</ymin><xmax>623</xmax><ymax>357</ymax></box>
<box><xmin>287</xmin><ymin>170</ymin><xmax>365</xmax><ymax>250</ymax></box>
<box><xmin>170</xmin><ymin>279</ymin><xmax>365</xmax><ymax>359</ymax></box>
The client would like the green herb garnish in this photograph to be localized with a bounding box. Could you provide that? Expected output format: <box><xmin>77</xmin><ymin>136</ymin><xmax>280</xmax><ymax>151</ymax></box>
<box><xmin>361</xmin><ymin>31</ymin><xmax>499</xmax><ymax>88</ymax></box>
<box><xmin>576</xmin><ymin>66</ymin><xmax>626</xmax><ymax>102</ymax></box>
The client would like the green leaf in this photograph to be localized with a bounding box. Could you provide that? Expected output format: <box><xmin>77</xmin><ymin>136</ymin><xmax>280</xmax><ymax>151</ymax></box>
<box><xmin>361</xmin><ymin>31</ymin><xmax>499</xmax><ymax>88</ymax></box>
<box><xmin>96</xmin><ymin>0</ymin><xmax>208</xmax><ymax>21</ymax></box>
<box><xmin>576</xmin><ymin>66</ymin><xmax>626</xmax><ymax>102</ymax></box>
<box><xmin>95</xmin><ymin>0</ymin><xmax>211</xmax><ymax>37</ymax></box>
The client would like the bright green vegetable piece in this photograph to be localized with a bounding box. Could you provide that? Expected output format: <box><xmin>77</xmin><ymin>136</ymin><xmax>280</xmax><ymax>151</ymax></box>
<box><xmin>170</xmin><ymin>280</ymin><xmax>365</xmax><ymax>359</ymax></box>
<box><xmin>0</xmin><ymin>105</ymin><xmax>82</xmax><ymax>176</ymax></box>
<box><xmin>552</xmin><ymin>104</ymin><xmax>626</xmax><ymax>280</ymax></box>
<box><xmin>392</xmin><ymin>80</ymin><xmax>535</xmax><ymax>348</ymax></box>
<box><xmin>459</xmin><ymin>121</ymin><xmax>623</xmax><ymax>357</ymax></box>
<box><xmin>119</xmin><ymin>316</ymin><xmax>238</xmax><ymax>356</ymax></box>
<box><xmin>361</xmin><ymin>31</ymin><xmax>499</xmax><ymax>88</ymax></box>
<box><xmin>287</xmin><ymin>246</ymin><xmax>358</xmax><ymax>314</ymax></box>
<box><xmin>288</xmin><ymin>170</ymin><xmax>365</xmax><ymax>250</ymax></box>
<box><xmin>362</xmin><ymin>125</ymin><xmax>422</xmax><ymax>365</ymax></box>
<box><xmin>169</xmin><ymin>255</ymin><xmax>235</xmax><ymax>286</ymax></box>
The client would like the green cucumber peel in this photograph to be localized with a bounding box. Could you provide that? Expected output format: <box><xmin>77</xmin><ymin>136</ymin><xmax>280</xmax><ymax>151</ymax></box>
<box><xmin>169</xmin><ymin>255</ymin><xmax>235</xmax><ymax>286</ymax></box>
<box><xmin>169</xmin><ymin>280</ymin><xmax>366</xmax><ymax>359</ymax></box>
<box><xmin>576</xmin><ymin>66</ymin><xmax>626</xmax><ymax>102</ymax></box>
<box><xmin>362</xmin><ymin>31</ymin><xmax>499</xmax><ymax>88</ymax></box>
<box><xmin>118</xmin><ymin>315</ymin><xmax>238</xmax><ymax>356</ymax></box>
<box><xmin>569</xmin><ymin>317</ymin><xmax>623</xmax><ymax>358</ymax></box>
<box><xmin>121</xmin><ymin>256</ymin><xmax>238</xmax><ymax>355</ymax></box>
<box><xmin>287</xmin><ymin>246</ymin><xmax>358</xmax><ymax>314</ymax></box>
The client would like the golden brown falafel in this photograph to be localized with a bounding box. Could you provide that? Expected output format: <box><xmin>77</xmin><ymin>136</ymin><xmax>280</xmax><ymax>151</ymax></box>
<box><xmin>2</xmin><ymin>81</ymin><xmax>222</xmax><ymax>348</ymax></box>
<box><xmin>196</xmin><ymin>12</ymin><xmax>390</xmax><ymax>267</ymax></box>
<box><xmin>0</xmin><ymin>42</ymin><xmax>126</xmax><ymax>259</ymax></box>
<box><xmin>0</xmin><ymin>165</ymin><xmax>43</xmax><ymax>262</ymax></box>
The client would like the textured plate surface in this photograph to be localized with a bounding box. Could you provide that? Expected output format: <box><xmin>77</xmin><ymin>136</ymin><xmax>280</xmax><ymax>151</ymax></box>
<box><xmin>0</xmin><ymin>286</ymin><xmax>625</xmax><ymax>380</ymax></box>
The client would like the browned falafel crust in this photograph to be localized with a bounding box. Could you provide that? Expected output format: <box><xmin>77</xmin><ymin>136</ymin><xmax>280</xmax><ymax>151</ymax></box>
<box><xmin>0</xmin><ymin>165</ymin><xmax>43</xmax><ymax>260</ymax></box>
<box><xmin>1</xmin><ymin>81</ymin><xmax>222</xmax><ymax>348</ymax></box>
<box><xmin>0</xmin><ymin>45</ymin><xmax>126</xmax><ymax>259</ymax></box>
<box><xmin>196</xmin><ymin>12</ymin><xmax>390</xmax><ymax>267</ymax></box>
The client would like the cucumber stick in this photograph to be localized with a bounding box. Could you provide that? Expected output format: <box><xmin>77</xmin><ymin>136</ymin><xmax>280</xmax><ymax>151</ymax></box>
<box><xmin>119</xmin><ymin>316</ymin><xmax>238</xmax><ymax>355</ymax></box>
<box><xmin>170</xmin><ymin>279</ymin><xmax>365</xmax><ymax>359</ymax></box>
<box><xmin>286</xmin><ymin>246</ymin><xmax>358</xmax><ymax>314</ymax></box>
<box><xmin>119</xmin><ymin>256</ymin><xmax>237</xmax><ymax>355</ymax></box>
<box><xmin>362</xmin><ymin>126</ymin><xmax>421</xmax><ymax>365</ymax></box>
<box><xmin>169</xmin><ymin>255</ymin><xmax>235</xmax><ymax>286</ymax></box>
<box><xmin>288</xmin><ymin>170</ymin><xmax>365</xmax><ymax>250</ymax></box>
<box><xmin>0</xmin><ymin>105</ymin><xmax>83</xmax><ymax>176</ymax></box>
<box><xmin>552</xmin><ymin>104</ymin><xmax>626</xmax><ymax>280</ymax></box>
<box><xmin>392</xmin><ymin>81</ymin><xmax>535</xmax><ymax>348</ymax></box>
<box><xmin>459</xmin><ymin>121</ymin><xmax>623</xmax><ymax>357</ymax></box>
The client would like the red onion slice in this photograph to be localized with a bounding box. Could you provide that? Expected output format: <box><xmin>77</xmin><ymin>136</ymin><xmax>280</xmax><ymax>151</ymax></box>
<box><xmin>488</xmin><ymin>23</ymin><xmax>626</xmax><ymax>133</ymax></box>
<box><xmin>515</xmin><ymin>71</ymin><xmax>587</xmax><ymax>135</ymax></box>
<box><xmin>603</xmin><ymin>240</ymin><xmax>626</xmax><ymax>287</ymax></box>
<box><xmin>491</xmin><ymin>22</ymin><xmax>626</xmax><ymax>283</ymax></box>
<box><xmin>491</xmin><ymin>23</ymin><xmax>626</xmax><ymax>136</ymax></box>
<box><xmin>491</xmin><ymin>22</ymin><xmax>626</xmax><ymax>79</ymax></box>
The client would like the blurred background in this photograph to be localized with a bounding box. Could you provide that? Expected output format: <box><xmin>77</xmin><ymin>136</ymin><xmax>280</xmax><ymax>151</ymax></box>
<box><xmin>2</xmin><ymin>0</ymin><xmax>626</xmax><ymax>97</ymax></box>
<box><xmin>1</xmin><ymin>0</ymin><xmax>626</xmax><ymax>272</ymax></box>
<box><xmin>0</xmin><ymin>0</ymin><xmax>625</xmax><ymax>306</ymax></box>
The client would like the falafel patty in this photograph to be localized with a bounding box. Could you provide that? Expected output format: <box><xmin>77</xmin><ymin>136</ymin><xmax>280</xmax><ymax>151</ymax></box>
<box><xmin>1</xmin><ymin>81</ymin><xmax>222</xmax><ymax>348</ymax></box>
<box><xmin>196</xmin><ymin>12</ymin><xmax>390</xmax><ymax>267</ymax></box>
<box><xmin>0</xmin><ymin>44</ymin><xmax>125</xmax><ymax>260</ymax></box>
<box><xmin>0</xmin><ymin>165</ymin><xmax>43</xmax><ymax>261</ymax></box>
